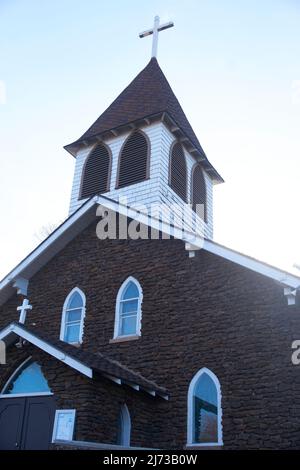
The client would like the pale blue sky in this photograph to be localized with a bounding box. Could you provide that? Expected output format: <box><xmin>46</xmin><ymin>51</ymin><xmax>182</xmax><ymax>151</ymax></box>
<box><xmin>0</xmin><ymin>0</ymin><xmax>300</xmax><ymax>278</ymax></box>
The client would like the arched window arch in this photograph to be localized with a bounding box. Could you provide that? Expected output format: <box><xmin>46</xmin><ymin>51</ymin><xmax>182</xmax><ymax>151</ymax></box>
<box><xmin>187</xmin><ymin>368</ymin><xmax>223</xmax><ymax>447</ymax></box>
<box><xmin>116</xmin><ymin>404</ymin><xmax>131</xmax><ymax>447</ymax></box>
<box><xmin>114</xmin><ymin>277</ymin><xmax>143</xmax><ymax>338</ymax></box>
<box><xmin>169</xmin><ymin>142</ymin><xmax>187</xmax><ymax>201</ymax></box>
<box><xmin>80</xmin><ymin>143</ymin><xmax>111</xmax><ymax>200</ymax></box>
<box><xmin>191</xmin><ymin>164</ymin><xmax>207</xmax><ymax>222</ymax></box>
<box><xmin>60</xmin><ymin>287</ymin><xmax>86</xmax><ymax>344</ymax></box>
<box><xmin>1</xmin><ymin>358</ymin><xmax>52</xmax><ymax>395</ymax></box>
<box><xmin>117</xmin><ymin>131</ymin><xmax>149</xmax><ymax>188</ymax></box>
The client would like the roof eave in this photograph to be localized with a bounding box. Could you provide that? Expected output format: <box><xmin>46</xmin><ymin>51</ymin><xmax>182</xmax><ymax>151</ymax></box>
<box><xmin>64</xmin><ymin>111</ymin><xmax>224</xmax><ymax>184</ymax></box>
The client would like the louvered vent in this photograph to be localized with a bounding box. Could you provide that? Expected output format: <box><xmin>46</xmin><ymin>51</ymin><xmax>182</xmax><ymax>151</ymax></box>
<box><xmin>80</xmin><ymin>144</ymin><xmax>111</xmax><ymax>200</ymax></box>
<box><xmin>192</xmin><ymin>165</ymin><xmax>207</xmax><ymax>222</ymax></box>
<box><xmin>117</xmin><ymin>131</ymin><xmax>149</xmax><ymax>188</ymax></box>
<box><xmin>169</xmin><ymin>142</ymin><xmax>187</xmax><ymax>201</ymax></box>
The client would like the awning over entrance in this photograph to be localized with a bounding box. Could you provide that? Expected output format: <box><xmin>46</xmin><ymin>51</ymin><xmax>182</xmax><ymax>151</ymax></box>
<box><xmin>0</xmin><ymin>322</ymin><xmax>169</xmax><ymax>400</ymax></box>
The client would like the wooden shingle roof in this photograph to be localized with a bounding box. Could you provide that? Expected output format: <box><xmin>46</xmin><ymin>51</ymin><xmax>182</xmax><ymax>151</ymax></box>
<box><xmin>75</xmin><ymin>58</ymin><xmax>204</xmax><ymax>153</ymax></box>
<box><xmin>0</xmin><ymin>322</ymin><xmax>168</xmax><ymax>399</ymax></box>
<box><xmin>64</xmin><ymin>59</ymin><xmax>224</xmax><ymax>183</ymax></box>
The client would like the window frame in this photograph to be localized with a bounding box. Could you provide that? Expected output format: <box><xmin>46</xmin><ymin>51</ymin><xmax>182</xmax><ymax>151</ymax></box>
<box><xmin>187</xmin><ymin>367</ymin><xmax>223</xmax><ymax>447</ymax></box>
<box><xmin>60</xmin><ymin>287</ymin><xmax>86</xmax><ymax>345</ymax></box>
<box><xmin>0</xmin><ymin>357</ymin><xmax>53</xmax><ymax>398</ymax></box>
<box><xmin>117</xmin><ymin>404</ymin><xmax>131</xmax><ymax>447</ymax></box>
<box><xmin>79</xmin><ymin>142</ymin><xmax>112</xmax><ymax>200</ymax></box>
<box><xmin>191</xmin><ymin>163</ymin><xmax>207</xmax><ymax>223</ymax></box>
<box><xmin>113</xmin><ymin>277</ymin><xmax>143</xmax><ymax>339</ymax></box>
<box><xmin>168</xmin><ymin>140</ymin><xmax>188</xmax><ymax>202</ymax></box>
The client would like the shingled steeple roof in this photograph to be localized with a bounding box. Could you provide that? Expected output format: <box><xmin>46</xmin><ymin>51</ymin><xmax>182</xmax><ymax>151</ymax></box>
<box><xmin>65</xmin><ymin>58</ymin><xmax>223</xmax><ymax>183</ymax></box>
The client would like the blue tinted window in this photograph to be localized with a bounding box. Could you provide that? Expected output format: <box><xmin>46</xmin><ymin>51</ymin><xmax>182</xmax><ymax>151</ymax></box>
<box><xmin>65</xmin><ymin>324</ymin><xmax>81</xmax><ymax>343</ymax></box>
<box><xmin>122</xmin><ymin>282</ymin><xmax>139</xmax><ymax>300</ymax></box>
<box><xmin>193</xmin><ymin>373</ymin><xmax>218</xmax><ymax>444</ymax></box>
<box><xmin>68</xmin><ymin>291</ymin><xmax>83</xmax><ymax>309</ymax></box>
<box><xmin>4</xmin><ymin>361</ymin><xmax>51</xmax><ymax>395</ymax></box>
<box><xmin>66</xmin><ymin>310</ymin><xmax>82</xmax><ymax>323</ymax></box>
<box><xmin>63</xmin><ymin>289</ymin><xmax>85</xmax><ymax>343</ymax></box>
<box><xmin>120</xmin><ymin>316</ymin><xmax>137</xmax><ymax>336</ymax></box>
<box><xmin>121</xmin><ymin>299</ymin><xmax>138</xmax><ymax>315</ymax></box>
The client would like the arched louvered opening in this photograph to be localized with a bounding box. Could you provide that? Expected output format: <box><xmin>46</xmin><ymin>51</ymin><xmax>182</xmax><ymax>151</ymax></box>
<box><xmin>169</xmin><ymin>142</ymin><xmax>187</xmax><ymax>201</ymax></box>
<box><xmin>191</xmin><ymin>164</ymin><xmax>207</xmax><ymax>223</ymax></box>
<box><xmin>80</xmin><ymin>143</ymin><xmax>111</xmax><ymax>200</ymax></box>
<box><xmin>117</xmin><ymin>131</ymin><xmax>149</xmax><ymax>188</ymax></box>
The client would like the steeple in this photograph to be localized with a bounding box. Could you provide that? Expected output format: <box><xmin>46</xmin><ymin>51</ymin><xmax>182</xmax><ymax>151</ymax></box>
<box><xmin>66</xmin><ymin>41</ymin><xmax>223</xmax><ymax>239</ymax></box>
<box><xmin>65</xmin><ymin>58</ymin><xmax>222</xmax><ymax>183</ymax></box>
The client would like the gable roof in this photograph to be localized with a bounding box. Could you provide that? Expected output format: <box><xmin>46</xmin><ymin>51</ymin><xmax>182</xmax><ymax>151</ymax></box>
<box><xmin>64</xmin><ymin>59</ymin><xmax>223</xmax><ymax>183</ymax></box>
<box><xmin>0</xmin><ymin>194</ymin><xmax>299</xmax><ymax>308</ymax></box>
<box><xmin>0</xmin><ymin>322</ymin><xmax>168</xmax><ymax>399</ymax></box>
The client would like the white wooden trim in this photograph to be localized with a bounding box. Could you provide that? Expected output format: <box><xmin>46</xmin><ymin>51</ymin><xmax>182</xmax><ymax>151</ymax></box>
<box><xmin>1</xmin><ymin>194</ymin><xmax>299</xmax><ymax>309</ymax></box>
<box><xmin>0</xmin><ymin>392</ymin><xmax>53</xmax><ymax>399</ymax></box>
<box><xmin>97</xmin><ymin>196</ymin><xmax>300</xmax><ymax>290</ymax></box>
<box><xmin>203</xmin><ymin>239</ymin><xmax>300</xmax><ymax>289</ymax></box>
<box><xmin>0</xmin><ymin>198</ymin><xmax>96</xmax><ymax>294</ymax></box>
<box><xmin>0</xmin><ymin>324</ymin><xmax>93</xmax><ymax>378</ymax></box>
<box><xmin>52</xmin><ymin>409</ymin><xmax>76</xmax><ymax>443</ymax></box>
<box><xmin>52</xmin><ymin>438</ymin><xmax>157</xmax><ymax>450</ymax></box>
<box><xmin>113</xmin><ymin>276</ymin><xmax>143</xmax><ymax>339</ymax></box>
<box><xmin>119</xmin><ymin>404</ymin><xmax>131</xmax><ymax>446</ymax></box>
<box><xmin>187</xmin><ymin>367</ymin><xmax>223</xmax><ymax>447</ymax></box>
<box><xmin>60</xmin><ymin>287</ymin><xmax>86</xmax><ymax>344</ymax></box>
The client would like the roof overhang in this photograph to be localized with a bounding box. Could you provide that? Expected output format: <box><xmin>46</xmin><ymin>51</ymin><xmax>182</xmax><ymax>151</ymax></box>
<box><xmin>64</xmin><ymin>111</ymin><xmax>224</xmax><ymax>184</ymax></box>
<box><xmin>0</xmin><ymin>322</ymin><xmax>168</xmax><ymax>399</ymax></box>
<box><xmin>1</xmin><ymin>194</ymin><xmax>299</xmax><ymax>308</ymax></box>
<box><xmin>0</xmin><ymin>198</ymin><xmax>97</xmax><ymax>306</ymax></box>
<box><xmin>0</xmin><ymin>322</ymin><xmax>93</xmax><ymax>378</ymax></box>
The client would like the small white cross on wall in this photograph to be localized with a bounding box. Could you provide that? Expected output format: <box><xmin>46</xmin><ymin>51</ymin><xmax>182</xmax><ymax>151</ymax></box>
<box><xmin>17</xmin><ymin>298</ymin><xmax>32</xmax><ymax>324</ymax></box>
<box><xmin>139</xmin><ymin>15</ymin><xmax>174</xmax><ymax>59</ymax></box>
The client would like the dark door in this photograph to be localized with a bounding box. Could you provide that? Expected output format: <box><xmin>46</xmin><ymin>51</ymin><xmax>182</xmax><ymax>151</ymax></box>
<box><xmin>0</xmin><ymin>398</ymin><xmax>25</xmax><ymax>450</ymax></box>
<box><xmin>0</xmin><ymin>396</ymin><xmax>55</xmax><ymax>450</ymax></box>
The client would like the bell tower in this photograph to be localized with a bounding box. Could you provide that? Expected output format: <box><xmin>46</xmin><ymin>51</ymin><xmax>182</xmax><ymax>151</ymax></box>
<box><xmin>64</xmin><ymin>18</ymin><xmax>223</xmax><ymax>239</ymax></box>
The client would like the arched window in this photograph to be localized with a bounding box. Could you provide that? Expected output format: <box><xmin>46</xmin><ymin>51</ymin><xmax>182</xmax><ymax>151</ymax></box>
<box><xmin>187</xmin><ymin>368</ymin><xmax>223</xmax><ymax>447</ymax></box>
<box><xmin>60</xmin><ymin>288</ymin><xmax>86</xmax><ymax>344</ymax></box>
<box><xmin>116</xmin><ymin>404</ymin><xmax>131</xmax><ymax>447</ymax></box>
<box><xmin>117</xmin><ymin>131</ymin><xmax>149</xmax><ymax>188</ymax></box>
<box><xmin>191</xmin><ymin>164</ymin><xmax>207</xmax><ymax>222</ymax></box>
<box><xmin>114</xmin><ymin>277</ymin><xmax>142</xmax><ymax>338</ymax></box>
<box><xmin>80</xmin><ymin>143</ymin><xmax>111</xmax><ymax>199</ymax></box>
<box><xmin>1</xmin><ymin>358</ymin><xmax>52</xmax><ymax>395</ymax></box>
<box><xmin>169</xmin><ymin>142</ymin><xmax>187</xmax><ymax>201</ymax></box>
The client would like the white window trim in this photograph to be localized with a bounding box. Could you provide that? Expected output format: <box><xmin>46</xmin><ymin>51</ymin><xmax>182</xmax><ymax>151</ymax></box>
<box><xmin>60</xmin><ymin>287</ymin><xmax>86</xmax><ymax>344</ymax></box>
<box><xmin>52</xmin><ymin>409</ymin><xmax>76</xmax><ymax>443</ymax></box>
<box><xmin>187</xmin><ymin>367</ymin><xmax>223</xmax><ymax>447</ymax></box>
<box><xmin>119</xmin><ymin>404</ymin><xmax>131</xmax><ymax>447</ymax></box>
<box><xmin>113</xmin><ymin>277</ymin><xmax>143</xmax><ymax>339</ymax></box>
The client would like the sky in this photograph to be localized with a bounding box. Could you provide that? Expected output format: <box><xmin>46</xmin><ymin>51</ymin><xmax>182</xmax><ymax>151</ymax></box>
<box><xmin>0</xmin><ymin>0</ymin><xmax>300</xmax><ymax>279</ymax></box>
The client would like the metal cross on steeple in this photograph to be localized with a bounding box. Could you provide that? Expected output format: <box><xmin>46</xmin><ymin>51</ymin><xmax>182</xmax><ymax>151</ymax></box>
<box><xmin>17</xmin><ymin>298</ymin><xmax>32</xmax><ymax>324</ymax></box>
<box><xmin>139</xmin><ymin>15</ymin><xmax>174</xmax><ymax>59</ymax></box>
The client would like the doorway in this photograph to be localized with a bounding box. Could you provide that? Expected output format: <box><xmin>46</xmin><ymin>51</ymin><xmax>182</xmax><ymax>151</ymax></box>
<box><xmin>0</xmin><ymin>358</ymin><xmax>56</xmax><ymax>450</ymax></box>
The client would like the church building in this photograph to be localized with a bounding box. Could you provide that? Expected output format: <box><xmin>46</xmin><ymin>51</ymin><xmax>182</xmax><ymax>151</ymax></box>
<box><xmin>1</xmin><ymin>18</ymin><xmax>300</xmax><ymax>450</ymax></box>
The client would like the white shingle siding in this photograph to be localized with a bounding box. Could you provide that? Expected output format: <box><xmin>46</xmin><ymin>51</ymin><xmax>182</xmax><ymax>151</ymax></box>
<box><xmin>69</xmin><ymin>122</ymin><xmax>214</xmax><ymax>239</ymax></box>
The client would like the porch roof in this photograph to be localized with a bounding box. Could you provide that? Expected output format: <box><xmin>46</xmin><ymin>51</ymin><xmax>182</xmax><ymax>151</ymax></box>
<box><xmin>0</xmin><ymin>322</ymin><xmax>169</xmax><ymax>400</ymax></box>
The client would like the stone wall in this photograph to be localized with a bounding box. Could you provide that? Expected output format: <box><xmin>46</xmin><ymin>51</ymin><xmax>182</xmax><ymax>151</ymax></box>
<box><xmin>1</xmin><ymin>221</ymin><xmax>300</xmax><ymax>449</ymax></box>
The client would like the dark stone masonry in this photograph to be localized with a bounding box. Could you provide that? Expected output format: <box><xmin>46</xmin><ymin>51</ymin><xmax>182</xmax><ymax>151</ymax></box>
<box><xmin>1</xmin><ymin>220</ymin><xmax>300</xmax><ymax>449</ymax></box>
